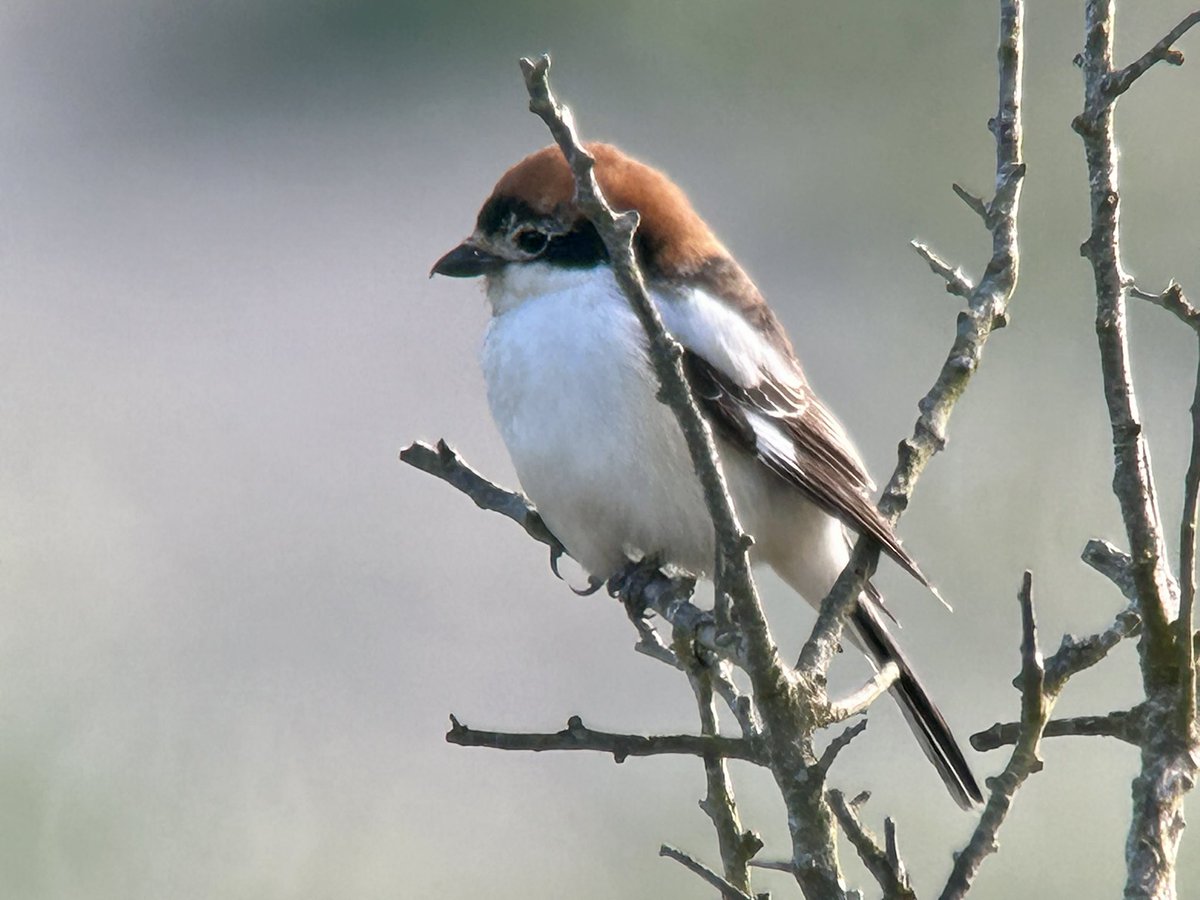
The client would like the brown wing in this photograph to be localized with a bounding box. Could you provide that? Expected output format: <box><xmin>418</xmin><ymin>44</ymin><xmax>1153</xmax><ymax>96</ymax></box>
<box><xmin>683</xmin><ymin>351</ymin><xmax>932</xmax><ymax>589</ymax></box>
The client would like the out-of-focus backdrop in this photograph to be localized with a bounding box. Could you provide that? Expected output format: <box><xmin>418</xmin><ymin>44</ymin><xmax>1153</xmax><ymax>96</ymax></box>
<box><xmin>3</xmin><ymin>1</ymin><xmax>1199</xmax><ymax>897</ymax></box>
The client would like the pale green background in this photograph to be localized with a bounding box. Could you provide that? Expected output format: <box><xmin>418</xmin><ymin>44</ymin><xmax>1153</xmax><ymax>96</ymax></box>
<box><xmin>3</xmin><ymin>1</ymin><xmax>1199</xmax><ymax>897</ymax></box>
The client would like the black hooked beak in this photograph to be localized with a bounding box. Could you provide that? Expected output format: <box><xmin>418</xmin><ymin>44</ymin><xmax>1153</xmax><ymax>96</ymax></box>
<box><xmin>429</xmin><ymin>241</ymin><xmax>506</xmax><ymax>278</ymax></box>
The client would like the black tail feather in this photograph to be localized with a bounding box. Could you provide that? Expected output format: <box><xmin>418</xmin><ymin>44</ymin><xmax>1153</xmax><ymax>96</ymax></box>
<box><xmin>850</xmin><ymin>601</ymin><xmax>983</xmax><ymax>810</ymax></box>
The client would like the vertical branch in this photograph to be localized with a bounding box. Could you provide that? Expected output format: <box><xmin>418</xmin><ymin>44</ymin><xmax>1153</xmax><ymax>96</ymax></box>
<box><xmin>941</xmin><ymin>572</ymin><xmax>1051</xmax><ymax>900</ymax></box>
<box><xmin>797</xmin><ymin>0</ymin><xmax>1025</xmax><ymax>675</ymax></box>
<box><xmin>1074</xmin><ymin>0</ymin><xmax>1178</xmax><ymax>650</ymax></box>
<box><xmin>1179</xmin><ymin>341</ymin><xmax>1200</xmax><ymax>734</ymax></box>
<box><xmin>1074</xmin><ymin>5</ymin><xmax>1200</xmax><ymax>897</ymax></box>
<box><xmin>675</xmin><ymin>630</ymin><xmax>761</xmax><ymax>897</ymax></box>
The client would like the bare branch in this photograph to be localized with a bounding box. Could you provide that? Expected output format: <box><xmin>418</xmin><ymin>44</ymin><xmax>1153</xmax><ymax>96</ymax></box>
<box><xmin>1081</xmin><ymin>538</ymin><xmax>1139</xmax><ymax>602</ymax></box>
<box><xmin>1075</xmin><ymin>5</ymin><xmax>1199</xmax><ymax>891</ymax></box>
<box><xmin>1179</xmin><ymin>342</ymin><xmax>1200</xmax><ymax>732</ymax></box>
<box><xmin>1101</xmin><ymin>11</ymin><xmax>1200</xmax><ymax>101</ymax></box>
<box><xmin>1043</xmin><ymin>603</ymin><xmax>1142</xmax><ymax>694</ymax></box>
<box><xmin>401</xmin><ymin>440</ymin><xmax>565</xmax><ymax>555</ymax></box>
<box><xmin>884</xmin><ymin>819</ymin><xmax>908</xmax><ymax>892</ymax></box>
<box><xmin>797</xmin><ymin>0</ymin><xmax>1024</xmax><ymax>677</ymax></box>
<box><xmin>952</xmin><ymin>182</ymin><xmax>992</xmax><ymax>226</ymax></box>
<box><xmin>447</xmin><ymin>715</ymin><xmax>765</xmax><ymax>764</ymax></box>
<box><xmin>941</xmin><ymin>571</ymin><xmax>1050</xmax><ymax>900</ymax></box>
<box><xmin>659</xmin><ymin>845</ymin><xmax>757</xmax><ymax>900</ymax></box>
<box><xmin>911</xmin><ymin>240</ymin><xmax>975</xmax><ymax>300</ymax></box>
<box><xmin>1076</xmin><ymin>0</ymin><xmax>1178</xmax><ymax>650</ymax></box>
<box><xmin>827</xmin><ymin>662</ymin><xmax>900</xmax><ymax>723</ymax></box>
<box><xmin>827</xmin><ymin>790</ymin><xmax>916</xmax><ymax>900</ymax></box>
<box><xmin>971</xmin><ymin>707</ymin><xmax>1143</xmax><ymax>751</ymax></box>
<box><xmin>1131</xmin><ymin>280</ymin><xmax>1200</xmax><ymax>733</ymax></box>
<box><xmin>675</xmin><ymin>629</ymin><xmax>762</xmax><ymax>895</ymax></box>
<box><xmin>1131</xmin><ymin>282</ymin><xmax>1200</xmax><ymax>331</ymax></box>
<box><xmin>817</xmin><ymin>720</ymin><xmax>869</xmax><ymax>775</ymax></box>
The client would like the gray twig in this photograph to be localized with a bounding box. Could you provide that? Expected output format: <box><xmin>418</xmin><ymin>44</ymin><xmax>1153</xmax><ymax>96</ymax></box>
<box><xmin>1081</xmin><ymin>538</ymin><xmax>1139</xmax><ymax>602</ymax></box>
<box><xmin>952</xmin><ymin>182</ymin><xmax>992</xmax><ymax>226</ymax></box>
<box><xmin>827</xmin><ymin>790</ymin><xmax>916</xmax><ymax>900</ymax></box>
<box><xmin>660</xmin><ymin>844</ymin><xmax>758</xmax><ymax>900</ymax></box>
<box><xmin>797</xmin><ymin>0</ymin><xmax>1024</xmax><ymax>678</ymax></box>
<box><xmin>941</xmin><ymin>572</ymin><xmax>1050</xmax><ymax>900</ymax></box>
<box><xmin>827</xmin><ymin>662</ymin><xmax>901</xmax><ymax>723</ymax></box>
<box><xmin>816</xmin><ymin>720</ymin><xmax>869</xmax><ymax>775</ymax></box>
<box><xmin>1075</xmin><ymin>4</ymin><xmax>1199</xmax><ymax>894</ymax></box>
<box><xmin>1130</xmin><ymin>282</ymin><xmax>1200</xmax><ymax>330</ymax></box>
<box><xmin>446</xmin><ymin>715</ymin><xmax>765</xmax><ymax>764</ymax></box>
<box><xmin>971</xmin><ymin>707</ymin><xmax>1143</xmax><ymax>751</ymax></box>
<box><xmin>911</xmin><ymin>240</ymin><xmax>975</xmax><ymax>300</ymax></box>
<box><xmin>1100</xmin><ymin>11</ymin><xmax>1200</xmax><ymax>101</ymax></box>
<box><xmin>1131</xmin><ymin>280</ymin><xmax>1200</xmax><ymax>734</ymax></box>
<box><xmin>1043</xmin><ymin>601</ymin><xmax>1142</xmax><ymax>695</ymax></box>
<box><xmin>675</xmin><ymin>628</ymin><xmax>763</xmax><ymax>895</ymax></box>
<box><xmin>401</xmin><ymin>440</ymin><xmax>565</xmax><ymax>554</ymax></box>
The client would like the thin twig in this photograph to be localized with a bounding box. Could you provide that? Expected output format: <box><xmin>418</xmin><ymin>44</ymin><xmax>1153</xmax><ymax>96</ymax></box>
<box><xmin>1130</xmin><ymin>282</ymin><xmax>1200</xmax><ymax>329</ymax></box>
<box><xmin>797</xmin><ymin>0</ymin><xmax>1024</xmax><ymax>677</ymax></box>
<box><xmin>911</xmin><ymin>240</ymin><xmax>975</xmax><ymax>299</ymax></box>
<box><xmin>816</xmin><ymin>720</ymin><xmax>869</xmax><ymax>774</ymax></box>
<box><xmin>952</xmin><ymin>182</ymin><xmax>992</xmax><ymax>226</ymax></box>
<box><xmin>446</xmin><ymin>715</ymin><xmax>765</xmax><ymax>764</ymax></box>
<box><xmin>675</xmin><ymin>629</ymin><xmax>762</xmax><ymax>895</ymax></box>
<box><xmin>827</xmin><ymin>791</ymin><xmax>916</xmax><ymax>900</ymax></box>
<box><xmin>401</xmin><ymin>440</ymin><xmax>565</xmax><ymax>555</ymax></box>
<box><xmin>941</xmin><ymin>571</ymin><xmax>1050</xmax><ymax>900</ymax></box>
<box><xmin>659</xmin><ymin>845</ymin><xmax>757</xmax><ymax>900</ymax></box>
<box><xmin>1101</xmin><ymin>11</ymin><xmax>1200</xmax><ymax>101</ymax></box>
<box><xmin>1130</xmin><ymin>281</ymin><xmax>1200</xmax><ymax>735</ymax></box>
<box><xmin>1179</xmin><ymin>341</ymin><xmax>1200</xmax><ymax>734</ymax></box>
<box><xmin>1043</xmin><ymin>602</ymin><xmax>1142</xmax><ymax>694</ymax></box>
<box><xmin>1081</xmin><ymin>538</ymin><xmax>1139</xmax><ymax>602</ymax></box>
<box><xmin>518</xmin><ymin>56</ymin><xmax>776</xmax><ymax>675</ymax></box>
<box><xmin>827</xmin><ymin>662</ymin><xmax>900</xmax><ymax>723</ymax></box>
<box><xmin>1075</xmin><ymin>5</ymin><xmax>1198</xmax><ymax>893</ymax></box>
<box><xmin>971</xmin><ymin>707</ymin><xmax>1143</xmax><ymax>751</ymax></box>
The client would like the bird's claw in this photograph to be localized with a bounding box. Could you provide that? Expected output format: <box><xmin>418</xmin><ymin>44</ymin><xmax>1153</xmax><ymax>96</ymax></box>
<box><xmin>549</xmin><ymin>545</ymin><xmax>604</xmax><ymax>595</ymax></box>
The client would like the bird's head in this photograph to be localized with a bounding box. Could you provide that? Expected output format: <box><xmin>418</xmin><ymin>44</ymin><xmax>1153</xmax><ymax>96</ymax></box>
<box><xmin>430</xmin><ymin>143</ymin><xmax>727</xmax><ymax>289</ymax></box>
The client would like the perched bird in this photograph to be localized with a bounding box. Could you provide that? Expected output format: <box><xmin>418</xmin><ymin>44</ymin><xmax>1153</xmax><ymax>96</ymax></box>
<box><xmin>431</xmin><ymin>143</ymin><xmax>982</xmax><ymax>809</ymax></box>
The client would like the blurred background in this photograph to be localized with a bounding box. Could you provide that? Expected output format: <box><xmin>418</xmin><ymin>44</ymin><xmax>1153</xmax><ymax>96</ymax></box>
<box><xmin>3</xmin><ymin>0</ymin><xmax>1199</xmax><ymax>897</ymax></box>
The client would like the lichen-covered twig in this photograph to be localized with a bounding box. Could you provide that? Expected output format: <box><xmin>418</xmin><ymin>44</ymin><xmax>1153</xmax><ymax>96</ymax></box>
<box><xmin>446</xmin><ymin>715</ymin><xmax>765</xmax><ymax>764</ymax></box>
<box><xmin>659</xmin><ymin>844</ymin><xmax>759</xmax><ymax>900</ymax></box>
<box><xmin>1099</xmin><ymin>11</ymin><xmax>1200</xmax><ymax>101</ymax></box>
<box><xmin>1074</xmin><ymin>5</ymin><xmax>1200</xmax><ymax>895</ymax></box>
<box><xmin>910</xmin><ymin>240</ymin><xmax>975</xmax><ymax>300</ymax></box>
<box><xmin>940</xmin><ymin>572</ymin><xmax>1051</xmax><ymax>900</ymax></box>
<box><xmin>1130</xmin><ymin>281</ymin><xmax>1200</xmax><ymax>734</ymax></box>
<box><xmin>827</xmin><ymin>790</ymin><xmax>915</xmax><ymax>900</ymax></box>
<box><xmin>972</xmin><ymin>707</ymin><xmax>1143</xmax><ymax>751</ymax></box>
<box><xmin>797</xmin><ymin>0</ymin><xmax>1024</xmax><ymax>677</ymax></box>
<box><xmin>675</xmin><ymin>628</ymin><xmax>763</xmax><ymax>895</ymax></box>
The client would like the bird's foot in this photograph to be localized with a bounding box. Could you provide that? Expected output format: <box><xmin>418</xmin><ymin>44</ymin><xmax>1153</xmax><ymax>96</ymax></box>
<box><xmin>606</xmin><ymin>555</ymin><xmax>665</xmax><ymax>623</ymax></box>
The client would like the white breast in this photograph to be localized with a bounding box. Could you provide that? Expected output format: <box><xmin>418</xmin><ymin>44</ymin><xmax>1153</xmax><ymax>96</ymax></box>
<box><xmin>481</xmin><ymin>264</ymin><xmax>717</xmax><ymax>577</ymax></box>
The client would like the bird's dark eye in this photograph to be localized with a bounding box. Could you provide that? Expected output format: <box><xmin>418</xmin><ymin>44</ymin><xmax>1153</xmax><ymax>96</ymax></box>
<box><xmin>515</xmin><ymin>228</ymin><xmax>549</xmax><ymax>255</ymax></box>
